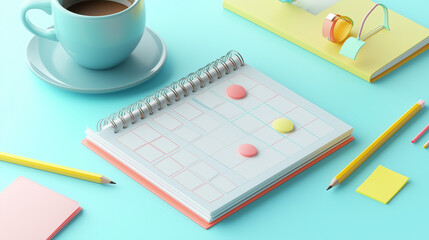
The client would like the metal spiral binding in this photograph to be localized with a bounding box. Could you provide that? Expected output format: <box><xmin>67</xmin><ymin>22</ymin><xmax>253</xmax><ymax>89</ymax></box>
<box><xmin>96</xmin><ymin>50</ymin><xmax>244</xmax><ymax>133</ymax></box>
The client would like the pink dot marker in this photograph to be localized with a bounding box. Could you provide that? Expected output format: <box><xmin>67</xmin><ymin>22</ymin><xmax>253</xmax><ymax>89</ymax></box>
<box><xmin>226</xmin><ymin>84</ymin><xmax>246</xmax><ymax>99</ymax></box>
<box><xmin>238</xmin><ymin>144</ymin><xmax>258</xmax><ymax>157</ymax></box>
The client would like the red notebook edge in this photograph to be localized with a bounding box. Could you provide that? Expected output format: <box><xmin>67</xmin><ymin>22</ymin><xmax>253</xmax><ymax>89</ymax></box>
<box><xmin>82</xmin><ymin>136</ymin><xmax>354</xmax><ymax>229</ymax></box>
<box><xmin>48</xmin><ymin>206</ymin><xmax>82</xmax><ymax>240</ymax></box>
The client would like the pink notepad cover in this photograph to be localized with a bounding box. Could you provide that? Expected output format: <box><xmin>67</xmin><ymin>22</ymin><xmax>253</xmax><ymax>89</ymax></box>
<box><xmin>0</xmin><ymin>176</ymin><xmax>82</xmax><ymax>240</ymax></box>
<box><xmin>83</xmin><ymin>136</ymin><xmax>353</xmax><ymax>229</ymax></box>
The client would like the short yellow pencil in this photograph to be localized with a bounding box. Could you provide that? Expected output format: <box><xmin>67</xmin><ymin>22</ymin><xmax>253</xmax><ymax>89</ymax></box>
<box><xmin>424</xmin><ymin>140</ymin><xmax>429</xmax><ymax>149</ymax></box>
<box><xmin>327</xmin><ymin>100</ymin><xmax>424</xmax><ymax>190</ymax></box>
<box><xmin>0</xmin><ymin>152</ymin><xmax>115</xmax><ymax>184</ymax></box>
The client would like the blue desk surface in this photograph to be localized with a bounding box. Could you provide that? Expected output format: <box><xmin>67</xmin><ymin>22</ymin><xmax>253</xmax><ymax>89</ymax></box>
<box><xmin>1</xmin><ymin>0</ymin><xmax>428</xmax><ymax>239</ymax></box>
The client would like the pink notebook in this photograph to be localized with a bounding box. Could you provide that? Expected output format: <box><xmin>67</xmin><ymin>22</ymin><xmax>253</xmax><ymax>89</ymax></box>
<box><xmin>0</xmin><ymin>177</ymin><xmax>82</xmax><ymax>240</ymax></box>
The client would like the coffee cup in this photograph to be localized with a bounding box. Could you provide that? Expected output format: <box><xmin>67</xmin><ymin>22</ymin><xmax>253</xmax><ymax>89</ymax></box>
<box><xmin>21</xmin><ymin>0</ymin><xmax>145</xmax><ymax>69</ymax></box>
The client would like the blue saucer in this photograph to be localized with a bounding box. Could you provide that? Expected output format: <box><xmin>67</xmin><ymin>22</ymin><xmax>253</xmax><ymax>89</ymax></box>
<box><xmin>26</xmin><ymin>27</ymin><xmax>167</xmax><ymax>93</ymax></box>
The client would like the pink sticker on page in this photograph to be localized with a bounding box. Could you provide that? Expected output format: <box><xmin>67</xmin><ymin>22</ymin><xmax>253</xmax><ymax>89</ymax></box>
<box><xmin>237</xmin><ymin>144</ymin><xmax>258</xmax><ymax>157</ymax></box>
<box><xmin>226</xmin><ymin>84</ymin><xmax>246</xmax><ymax>99</ymax></box>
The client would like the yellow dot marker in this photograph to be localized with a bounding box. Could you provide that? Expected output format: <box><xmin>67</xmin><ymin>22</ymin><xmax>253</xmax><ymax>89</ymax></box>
<box><xmin>272</xmin><ymin>118</ymin><xmax>294</xmax><ymax>133</ymax></box>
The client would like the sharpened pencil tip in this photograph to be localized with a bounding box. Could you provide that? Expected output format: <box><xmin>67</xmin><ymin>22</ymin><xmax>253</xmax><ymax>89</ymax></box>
<box><xmin>110</xmin><ymin>181</ymin><xmax>116</xmax><ymax>184</ymax></box>
<box><xmin>326</xmin><ymin>185</ymin><xmax>332</xmax><ymax>191</ymax></box>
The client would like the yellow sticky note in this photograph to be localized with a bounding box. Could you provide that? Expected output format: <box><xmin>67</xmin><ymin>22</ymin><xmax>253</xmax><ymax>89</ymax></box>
<box><xmin>356</xmin><ymin>165</ymin><xmax>408</xmax><ymax>204</ymax></box>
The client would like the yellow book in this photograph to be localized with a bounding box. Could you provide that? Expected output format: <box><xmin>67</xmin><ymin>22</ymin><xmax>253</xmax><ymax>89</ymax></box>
<box><xmin>223</xmin><ymin>0</ymin><xmax>429</xmax><ymax>82</ymax></box>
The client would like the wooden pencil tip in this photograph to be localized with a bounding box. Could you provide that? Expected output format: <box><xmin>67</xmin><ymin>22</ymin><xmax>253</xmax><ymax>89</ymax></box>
<box><xmin>110</xmin><ymin>181</ymin><xmax>116</xmax><ymax>184</ymax></box>
<box><xmin>326</xmin><ymin>185</ymin><xmax>332</xmax><ymax>191</ymax></box>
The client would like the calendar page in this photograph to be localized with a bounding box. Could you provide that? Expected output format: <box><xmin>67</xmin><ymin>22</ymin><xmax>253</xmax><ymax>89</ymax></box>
<box><xmin>89</xmin><ymin>64</ymin><xmax>352</xmax><ymax>221</ymax></box>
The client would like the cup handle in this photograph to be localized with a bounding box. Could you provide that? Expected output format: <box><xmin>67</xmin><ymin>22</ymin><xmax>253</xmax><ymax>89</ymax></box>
<box><xmin>20</xmin><ymin>0</ymin><xmax>57</xmax><ymax>41</ymax></box>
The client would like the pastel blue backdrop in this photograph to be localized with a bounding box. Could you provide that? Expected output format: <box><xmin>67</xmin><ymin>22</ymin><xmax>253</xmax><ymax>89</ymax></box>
<box><xmin>1</xmin><ymin>0</ymin><xmax>428</xmax><ymax>239</ymax></box>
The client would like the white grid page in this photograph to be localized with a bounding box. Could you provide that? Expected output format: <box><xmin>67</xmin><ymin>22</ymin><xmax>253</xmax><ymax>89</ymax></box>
<box><xmin>97</xmin><ymin>64</ymin><xmax>352</xmax><ymax>217</ymax></box>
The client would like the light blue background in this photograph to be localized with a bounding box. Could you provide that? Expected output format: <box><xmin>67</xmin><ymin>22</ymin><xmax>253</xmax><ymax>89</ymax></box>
<box><xmin>1</xmin><ymin>0</ymin><xmax>428</xmax><ymax>239</ymax></box>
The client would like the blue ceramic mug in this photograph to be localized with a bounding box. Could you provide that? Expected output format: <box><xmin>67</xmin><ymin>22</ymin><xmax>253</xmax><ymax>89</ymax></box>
<box><xmin>21</xmin><ymin>0</ymin><xmax>146</xmax><ymax>69</ymax></box>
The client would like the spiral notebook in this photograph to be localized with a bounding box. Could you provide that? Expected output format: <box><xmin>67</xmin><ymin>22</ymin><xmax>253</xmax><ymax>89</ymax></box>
<box><xmin>83</xmin><ymin>51</ymin><xmax>354</xmax><ymax>229</ymax></box>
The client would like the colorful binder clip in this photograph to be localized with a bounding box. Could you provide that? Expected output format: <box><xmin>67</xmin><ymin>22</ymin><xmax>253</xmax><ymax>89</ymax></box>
<box><xmin>322</xmin><ymin>13</ymin><xmax>354</xmax><ymax>43</ymax></box>
<box><xmin>340</xmin><ymin>3</ymin><xmax>390</xmax><ymax>60</ymax></box>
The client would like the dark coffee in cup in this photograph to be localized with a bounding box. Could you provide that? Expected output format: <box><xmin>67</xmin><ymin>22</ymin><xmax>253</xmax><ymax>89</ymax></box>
<box><xmin>66</xmin><ymin>0</ymin><xmax>132</xmax><ymax>16</ymax></box>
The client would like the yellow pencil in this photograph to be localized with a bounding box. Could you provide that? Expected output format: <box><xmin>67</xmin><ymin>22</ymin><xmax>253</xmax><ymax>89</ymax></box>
<box><xmin>327</xmin><ymin>100</ymin><xmax>424</xmax><ymax>190</ymax></box>
<box><xmin>423</xmin><ymin>139</ymin><xmax>429</xmax><ymax>149</ymax></box>
<box><xmin>0</xmin><ymin>152</ymin><xmax>115</xmax><ymax>184</ymax></box>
